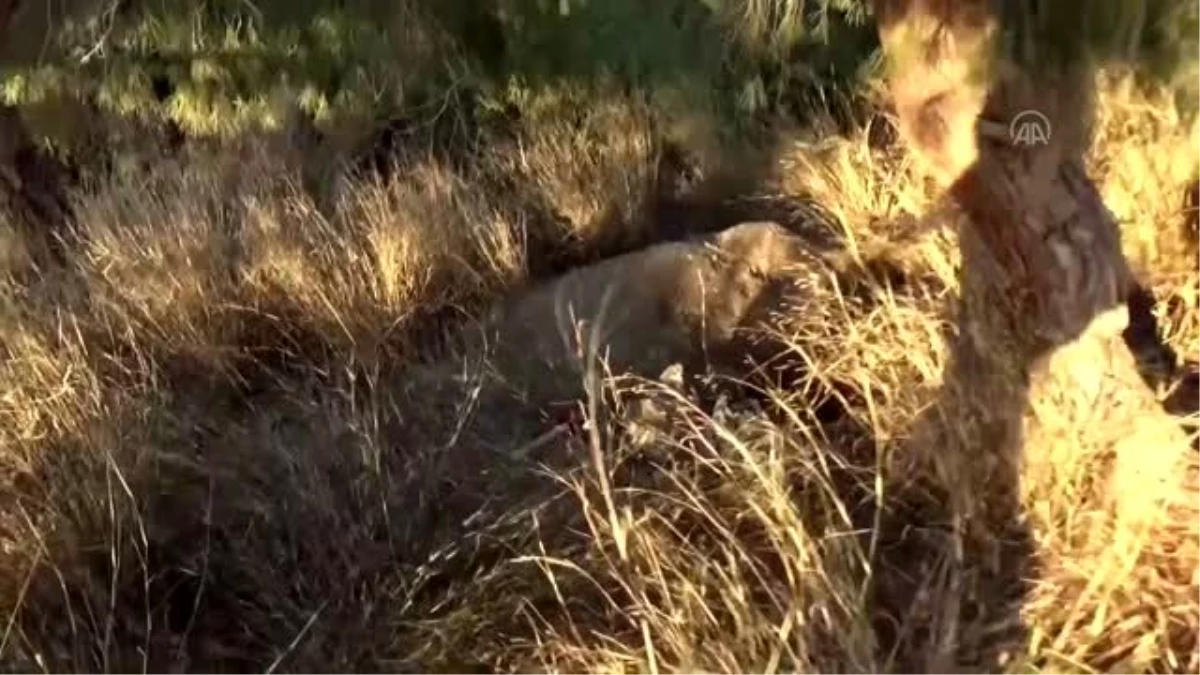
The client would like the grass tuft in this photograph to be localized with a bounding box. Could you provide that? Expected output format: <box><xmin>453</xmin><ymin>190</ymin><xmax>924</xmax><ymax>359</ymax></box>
<box><xmin>0</xmin><ymin>2</ymin><xmax>1194</xmax><ymax>668</ymax></box>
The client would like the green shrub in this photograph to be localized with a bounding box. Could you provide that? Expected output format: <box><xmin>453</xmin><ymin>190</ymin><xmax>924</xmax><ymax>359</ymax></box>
<box><xmin>0</xmin><ymin>1</ymin><xmax>881</xmax><ymax>153</ymax></box>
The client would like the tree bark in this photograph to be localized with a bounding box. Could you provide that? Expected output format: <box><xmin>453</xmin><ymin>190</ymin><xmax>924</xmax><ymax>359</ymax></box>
<box><xmin>871</xmin><ymin>0</ymin><xmax>1196</xmax><ymax>577</ymax></box>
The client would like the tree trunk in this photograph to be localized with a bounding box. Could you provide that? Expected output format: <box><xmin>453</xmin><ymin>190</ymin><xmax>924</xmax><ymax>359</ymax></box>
<box><xmin>871</xmin><ymin>0</ymin><xmax>1190</xmax><ymax>521</ymax></box>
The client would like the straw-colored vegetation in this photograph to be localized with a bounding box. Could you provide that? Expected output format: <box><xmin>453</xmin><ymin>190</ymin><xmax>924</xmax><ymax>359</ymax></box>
<box><xmin>0</xmin><ymin>0</ymin><xmax>1195</xmax><ymax>672</ymax></box>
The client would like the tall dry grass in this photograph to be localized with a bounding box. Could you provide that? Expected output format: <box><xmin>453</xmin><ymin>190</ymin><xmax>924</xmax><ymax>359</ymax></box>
<box><xmin>0</xmin><ymin>71</ymin><xmax>1194</xmax><ymax>673</ymax></box>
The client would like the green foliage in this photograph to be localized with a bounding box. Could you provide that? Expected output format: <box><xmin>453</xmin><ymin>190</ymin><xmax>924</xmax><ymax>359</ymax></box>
<box><xmin>3</xmin><ymin>0</ymin><xmax>470</xmax><ymax>138</ymax></box>
<box><xmin>4</xmin><ymin>0</ymin><xmax>1191</xmax><ymax>162</ymax></box>
<box><xmin>1135</xmin><ymin>0</ymin><xmax>1200</xmax><ymax>111</ymax></box>
<box><xmin>0</xmin><ymin>0</ymin><xmax>880</xmax><ymax>151</ymax></box>
<box><xmin>994</xmin><ymin>0</ymin><xmax>1198</xmax><ymax>99</ymax></box>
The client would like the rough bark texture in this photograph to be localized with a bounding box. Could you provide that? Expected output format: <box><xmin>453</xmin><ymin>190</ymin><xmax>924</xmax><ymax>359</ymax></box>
<box><xmin>873</xmin><ymin>0</ymin><xmax>1122</xmax><ymax>344</ymax></box>
<box><xmin>869</xmin><ymin>3</ymin><xmax>1191</xmax><ymax>667</ymax></box>
<box><xmin>872</xmin><ymin>0</ymin><xmax>1182</xmax><ymax>464</ymax></box>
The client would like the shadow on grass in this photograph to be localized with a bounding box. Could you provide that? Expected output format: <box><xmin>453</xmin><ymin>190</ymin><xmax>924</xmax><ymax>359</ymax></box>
<box><xmin>2</xmin><ymin>1</ymin><xmax>1196</xmax><ymax>671</ymax></box>
<box><xmin>0</xmin><ymin>0</ymin><xmax>879</xmax><ymax>260</ymax></box>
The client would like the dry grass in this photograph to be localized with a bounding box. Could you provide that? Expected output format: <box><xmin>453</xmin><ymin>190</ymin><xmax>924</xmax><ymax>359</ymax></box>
<box><xmin>483</xmin><ymin>87</ymin><xmax>662</xmax><ymax>254</ymax></box>
<box><xmin>0</xmin><ymin>71</ymin><xmax>1195</xmax><ymax>674</ymax></box>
